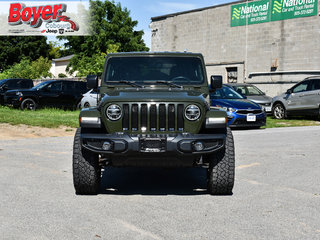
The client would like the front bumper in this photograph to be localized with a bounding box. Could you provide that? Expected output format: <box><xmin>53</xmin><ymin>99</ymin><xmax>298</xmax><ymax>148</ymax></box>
<box><xmin>4</xmin><ymin>95</ymin><xmax>21</xmax><ymax>106</ymax></box>
<box><xmin>227</xmin><ymin>112</ymin><xmax>266</xmax><ymax>127</ymax></box>
<box><xmin>81</xmin><ymin>132</ymin><xmax>226</xmax><ymax>156</ymax></box>
<box><xmin>259</xmin><ymin>103</ymin><xmax>272</xmax><ymax>113</ymax></box>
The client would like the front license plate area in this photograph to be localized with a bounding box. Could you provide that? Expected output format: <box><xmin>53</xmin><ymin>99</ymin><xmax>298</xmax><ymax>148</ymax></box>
<box><xmin>247</xmin><ymin>114</ymin><xmax>256</xmax><ymax>122</ymax></box>
<box><xmin>140</xmin><ymin>137</ymin><xmax>166</xmax><ymax>152</ymax></box>
<box><xmin>265</xmin><ymin>107</ymin><xmax>271</xmax><ymax>112</ymax></box>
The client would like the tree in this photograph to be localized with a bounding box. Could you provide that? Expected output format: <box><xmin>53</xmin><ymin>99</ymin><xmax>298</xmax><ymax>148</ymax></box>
<box><xmin>0</xmin><ymin>36</ymin><xmax>49</xmax><ymax>72</ymax></box>
<box><xmin>48</xmin><ymin>41</ymin><xmax>64</xmax><ymax>59</ymax></box>
<box><xmin>0</xmin><ymin>57</ymin><xmax>52</xmax><ymax>79</ymax></box>
<box><xmin>58</xmin><ymin>0</ymin><xmax>149</xmax><ymax>55</ymax></box>
<box><xmin>67</xmin><ymin>44</ymin><xmax>119</xmax><ymax>77</ymax></box>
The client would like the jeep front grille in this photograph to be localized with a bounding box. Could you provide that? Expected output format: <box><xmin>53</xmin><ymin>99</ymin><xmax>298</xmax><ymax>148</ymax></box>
<box><xmin>122</xmin><ymin>103</ymin><xmax>184</xmax><ymax>132</ymax></box>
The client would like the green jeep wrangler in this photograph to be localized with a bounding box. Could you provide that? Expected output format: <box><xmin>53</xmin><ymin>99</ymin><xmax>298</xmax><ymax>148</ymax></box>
<box><xmin>73</xmin><ymin>52</ymin><xmax>235</xmax><ymax>195</ymax></box>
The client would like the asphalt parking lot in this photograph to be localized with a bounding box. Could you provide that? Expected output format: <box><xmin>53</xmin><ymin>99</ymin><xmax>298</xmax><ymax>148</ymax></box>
<box><xmin>1</xmin><ymin>126</ymin><xmax>320</xmax><ymax>240</ymax></box>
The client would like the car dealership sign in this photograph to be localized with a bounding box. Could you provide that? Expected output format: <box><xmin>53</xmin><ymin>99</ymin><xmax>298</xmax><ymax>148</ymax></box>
<box><xmin>231</xmin><ymin>0</ymin><xmax>318</xmax><ymax>27</ymax></box>
<box><xmin>0</xmin><ymin>1</ymin><xmax>90</xmax><ymax>35</ymax></box>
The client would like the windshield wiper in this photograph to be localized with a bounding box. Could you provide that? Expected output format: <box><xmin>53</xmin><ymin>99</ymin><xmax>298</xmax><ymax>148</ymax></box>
<box><xmin>155</xmin><ymin>80</ymin><xmax>183</xmax><ymax>89</ymax></box>
<box><xmin>106</xmin><ymin>80</ymin><xmax>144</xmax><ymax>88</ymax></box>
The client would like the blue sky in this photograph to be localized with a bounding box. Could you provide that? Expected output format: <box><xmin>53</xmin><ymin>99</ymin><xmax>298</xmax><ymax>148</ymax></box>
<box><xmin>117</xmin><ymin>0</ymin><xmax>235</xmax><ymax>49</ymax></box>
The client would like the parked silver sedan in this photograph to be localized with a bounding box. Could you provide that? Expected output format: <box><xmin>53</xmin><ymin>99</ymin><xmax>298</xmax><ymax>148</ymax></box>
<box><xmin>225</xmin><ymin>83</ymin><xmax>272</xmax><ymax>113</ymax></box>
<box><xmin>271</xmin><ymin>77</ymin><xmax>320</xmax><ymax>119</ymax></box>
<box><xmin>80</xmin><ymin>89</ymin><xmax>100</xmax><ymax>108</ymax></box>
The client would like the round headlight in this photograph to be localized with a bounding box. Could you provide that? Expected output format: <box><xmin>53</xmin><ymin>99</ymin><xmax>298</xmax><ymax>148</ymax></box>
<box><xmin>106</xmin><ymin>104</ymin><xmax>122</xmax><ymax>121</ymax></box>
<box><xmin>185</xmin><ymin>104</ymin><xmax>201</xmax><ymax>121</ymax></box>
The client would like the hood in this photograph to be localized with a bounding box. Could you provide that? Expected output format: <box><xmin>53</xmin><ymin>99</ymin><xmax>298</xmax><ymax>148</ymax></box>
<box><xmin>211</xmin><ymin>99</ymin><xmax>261</xmax><ymax>110</ymax></box>
<box><xmin>247</xmin><ymin>95</ymin><xmax>272</xmax><ymax>104</ymax></box>
<box><xmin>101</xmin><ymin>90</ymin><xmax>208</xmax><ymax>106</ymax></box>
<box><xmin>272</xmin><ymin>92</ymin><xmax>289</xmax><ymax>103</ymax></box>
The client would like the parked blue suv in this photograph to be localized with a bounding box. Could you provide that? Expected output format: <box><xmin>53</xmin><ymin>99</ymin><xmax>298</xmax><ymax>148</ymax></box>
<box><xmin>210</xmin><ymin>85</ymin><xmax>266</xmax><ymax>128</ymax></box>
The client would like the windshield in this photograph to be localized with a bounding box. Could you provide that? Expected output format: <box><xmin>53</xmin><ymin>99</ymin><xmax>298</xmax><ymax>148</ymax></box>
<box><xmin>31</xmin><ymin>81</ymin><xmax>50</xmax><ymax>90</ymax></box>
<box><xmin>105</xmin><ymin>56</ymin><xmax>205</xmax><ymax>85</ymax></box>
<box><xmin>210</xmin><ymin>86</ymin><xmax>244</xmax><ymax>99</ymax></box>
<box><xmin>233</xmin><ymin>85</ymin><xmax>264</xmax><ymax>96</ymax></box>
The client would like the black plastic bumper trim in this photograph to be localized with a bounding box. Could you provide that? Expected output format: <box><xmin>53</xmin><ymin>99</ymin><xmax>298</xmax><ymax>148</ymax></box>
<box><xmin>81</xmin><ymin>132</ymin><xmax>226</xmax><ymax>156</ymax></box>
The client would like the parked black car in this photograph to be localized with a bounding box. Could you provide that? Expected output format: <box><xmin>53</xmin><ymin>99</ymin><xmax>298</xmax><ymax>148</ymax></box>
<box><xmin>4</xmin><ymin>80</ymin><xmax>88</xmax><ymax>110</ymax></box>
<box><xmin>0</xmin><ymin>78</ymin><xmax>33</xmax><ymax>104</ymax></box>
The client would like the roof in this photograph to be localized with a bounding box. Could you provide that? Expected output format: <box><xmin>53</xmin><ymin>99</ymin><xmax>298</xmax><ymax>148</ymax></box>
<box><xmin>52</xmin><ymin>55</ymin><xmax>74</xmax><ymax>62</ymax></box>
<box><xmin>151</xmin><ymin>0</ymin><xmax>247</xmax><ymax>21</ymax></box>
<box><xmin>107</xmin><ymin>51</ymin><xmax>203</xmax><ymax>57</ymax></box>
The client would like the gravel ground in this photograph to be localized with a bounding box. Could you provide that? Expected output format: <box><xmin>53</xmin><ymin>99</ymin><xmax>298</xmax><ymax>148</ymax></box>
<box><xmin>1</xmin><ymin>126</ymin><xmax>320</xmax><ymax>240</ymax></box>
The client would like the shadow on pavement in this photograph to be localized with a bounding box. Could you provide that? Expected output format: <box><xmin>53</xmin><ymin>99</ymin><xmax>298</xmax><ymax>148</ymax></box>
<box><xmin>99</xmin><ymin>167</ymin><xmax>208</xmax><ymax>196</ymax></box>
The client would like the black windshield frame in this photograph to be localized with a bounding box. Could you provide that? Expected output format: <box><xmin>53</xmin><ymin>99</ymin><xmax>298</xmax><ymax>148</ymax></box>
<box><xmin>104</xmin><ymin>56</ymin><xmax>205</xmax><ymax>85</ymax></box>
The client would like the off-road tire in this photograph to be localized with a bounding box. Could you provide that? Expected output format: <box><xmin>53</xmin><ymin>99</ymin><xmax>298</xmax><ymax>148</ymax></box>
<box><xmin>73</xmin><ymin>128</ymin><xmax>101</xmax><ymax>195</ymax></box>
<box><xmin>20</xmin><ymin>98</ymin><xmax>37</xmax><ymax>110</ymax></box>
<box><xmin>207</xmin><ymin>128</ymin><xmax>235</xmax><ymax>195</ymax></box>
<box><xmin>273</xmin><ymin>103</ymin><xmax>286</xmax><ymax>119</ymax></box>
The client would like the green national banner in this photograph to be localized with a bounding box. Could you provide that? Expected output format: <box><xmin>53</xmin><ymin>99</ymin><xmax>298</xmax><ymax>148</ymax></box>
<box><xmin>231</xmin><ymin>0</ymin><xmax>271</xmax><ymax>26</ymax></box>
<box><xmin>231</xmin><ymin>0</ymin><xmax>318</xmax><ymax>27</ymax></box>
<box><xmin>271</xmin><ymin>0</ymin><xmax>318</xmax><ymax>21</ymax></box>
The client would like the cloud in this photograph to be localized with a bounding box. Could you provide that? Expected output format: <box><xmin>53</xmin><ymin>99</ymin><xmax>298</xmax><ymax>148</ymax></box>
<box><xmin>147</xmin><ymin>2</ymin><xmax>199</xmax><ymax>15</ymax></box>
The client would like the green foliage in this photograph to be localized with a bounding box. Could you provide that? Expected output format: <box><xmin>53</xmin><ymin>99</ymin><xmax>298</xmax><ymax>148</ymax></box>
<box><xmin>0</xmin><ymin>36</ymin><xmax>49</xmax><ymax>71</ymax></box>
<box><xmin>67</xmin><ymin>44</ymin><xmax>119</xmax><ymax>77</ymax></box>
<box><xmin>58</xmin><ymin>0</ymin><xmax>149</xmax><ymax>55</ymax></box>
<box><xmin>0</xmin><ymin>57</ymin><xmax>52</xmax><ymax>79</ymax></box>
<box><xmin>57</xmin><ymin>0</ymin><xmax>149</xmax><ymax>77</ymax></box>
<box><xmin>48</xmin><ymin>41</ymin><xmax>64</xmax><ymax>59</ymax></box>
<box><xmin>58</xmin><ymin>73</ymin><xmax>68</xmax><ymax>78</ymax></box>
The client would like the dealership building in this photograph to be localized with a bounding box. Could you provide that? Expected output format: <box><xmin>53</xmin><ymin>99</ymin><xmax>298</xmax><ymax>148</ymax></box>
<box><xmin>150</xmin><ymin>0</ymin><xmax>320</xmax><ymax>96</ymax></box>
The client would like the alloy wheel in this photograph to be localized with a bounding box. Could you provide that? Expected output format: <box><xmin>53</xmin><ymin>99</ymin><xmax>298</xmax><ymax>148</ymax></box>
<box><xmin>273</xmin><ymin>104</ymin><xmax>285</xmax><ymax>119</ymax></box>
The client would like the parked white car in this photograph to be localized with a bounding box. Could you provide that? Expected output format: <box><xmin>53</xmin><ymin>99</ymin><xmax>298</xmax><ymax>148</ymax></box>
<box><xmin>80</xmin><ymin>89</ymin><xmax>100</xmax><ymax>108</ymax></box>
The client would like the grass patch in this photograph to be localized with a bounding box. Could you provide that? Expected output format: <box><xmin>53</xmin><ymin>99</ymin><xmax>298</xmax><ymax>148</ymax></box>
<box><xmin>0</xmin><ymin>106</ymin><xmax>319</xmax><ymax>129</ymax></box>
<box><xmin>265</xmin><ymin>116</ymin><xmax>320</xmax><ymax>128</ymax></box>
<box><xmin>0</xmin><ymin>106</ymin><xmax>79</xmax><ymax>128</ymax></box>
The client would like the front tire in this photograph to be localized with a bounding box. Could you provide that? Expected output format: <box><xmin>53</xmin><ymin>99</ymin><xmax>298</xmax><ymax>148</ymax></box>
<box><xmin>207</xmin><ymin>128</ymin><xmax>235</xmax><ymax>195</ymax></box>
<box><xmin>273</xmin><ymin>103</ymin><xmax>286</xmax><ymax>119</ymax></box>
<box><xmin>84</xmin><ymin>102</ymin><xmax>90</xmax><ymax>108</ymax></box>
<box><xmin>20</xmin><ymin>98</ymin><xmax>37</xmax><ymax>110</ymax></box>
<box><xmin>73</xmin><ymin>128</ymin><xmax>101</xmax><ymax>195</ymax></box>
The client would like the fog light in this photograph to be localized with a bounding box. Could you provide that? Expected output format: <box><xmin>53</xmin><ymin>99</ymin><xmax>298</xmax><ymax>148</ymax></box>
<box><xmin>102</xmin><ymin>141</ymin><xmax>112</xmax><ymax>151</ymax></box>
<box><xmin>193</xmin><ymin>141</ymin><xmax>204</xmax><ymax>151</ymax></box>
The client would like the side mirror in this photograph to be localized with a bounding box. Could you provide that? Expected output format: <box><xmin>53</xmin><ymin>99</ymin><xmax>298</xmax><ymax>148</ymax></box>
<box><xmin>286</xmin><ymin>89</ymin><xmax>292</xmax><ymax>94</ymax></box>
<box><xmin>87</xmin><ymin>75</ymin><xmax>98</xmax><ymax>90</ymax></box>
<box><xmin>210</xmin><ymin>75</ymin><xmax>223</xmax><ymax>90</ymax></box>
